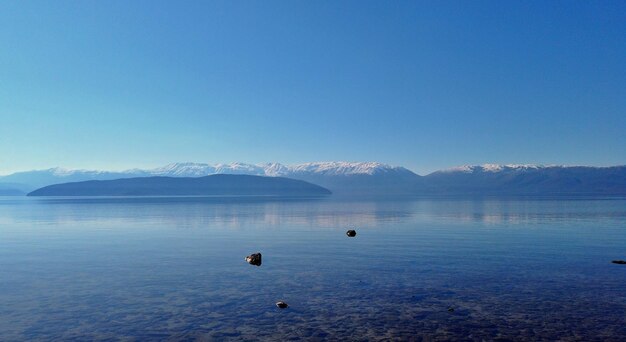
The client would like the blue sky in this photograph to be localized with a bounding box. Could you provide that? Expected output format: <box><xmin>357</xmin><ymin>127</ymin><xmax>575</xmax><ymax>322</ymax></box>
<box><xmin>1</xmin><ymin>1</ymin><xmax>625</xmax><ymax>175</ymax></box>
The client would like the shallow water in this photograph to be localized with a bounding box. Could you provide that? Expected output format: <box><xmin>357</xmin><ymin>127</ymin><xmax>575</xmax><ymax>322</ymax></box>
<box><xmin>1</xmin><ymin>196</ymin><xmax>626</xmax><ymax>341</ymax></box>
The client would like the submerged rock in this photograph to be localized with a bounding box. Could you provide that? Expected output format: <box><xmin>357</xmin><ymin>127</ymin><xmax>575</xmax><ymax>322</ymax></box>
<box><xmin>611</xmin><ymin>260</ymin><xmax>626</xmax><ymax>265</ymax></box>
<box><xmin>245</xmin><ymin>253</ymin><xmax>262</xmax><ymax>266</ymax></box>
<box><xmin>276</xmin><ymin>301</ymin><xmax>289</xmax><ymax>309</ymax></box>
<box><xmin>346</xmin><ymin>229</ymin><xmax>357</xmax><ymax>237</ymax></box>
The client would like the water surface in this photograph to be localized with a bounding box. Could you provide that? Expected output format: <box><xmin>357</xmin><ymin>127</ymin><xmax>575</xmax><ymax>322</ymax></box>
<box><xmin>1</xmin><ymin>196</ymin><xmax>626</xmax><ymax>341</ymax></box>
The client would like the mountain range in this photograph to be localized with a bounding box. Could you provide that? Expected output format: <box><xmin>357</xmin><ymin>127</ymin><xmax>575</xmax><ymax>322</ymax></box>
<box><xmin>424</xmin><ymin>164</ymin><xmax>626</xmax><ymax>196</ymax></box>
<box><xmin>2</xmin><ymin>162</ymin><xmax>626</xmax><ymax>196</ymax></box>
<box><xmin>1</xmin><ymin>162</ymin><xmax>417</xmax><ymax>195</ymax></box>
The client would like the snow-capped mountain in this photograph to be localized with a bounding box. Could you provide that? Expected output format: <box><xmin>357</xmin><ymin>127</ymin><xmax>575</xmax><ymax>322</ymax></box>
<box><xmin>281</xmin><ymin>162</ymin><xmax>406</xmax><ymax>176</ymax></box>
<box><xmin>425</xmin><ymin>164</ymin><xmax>626</xmax><ymax>195</ymax></box>
<box><xmin>3</xmin><ymin>162</ymin><xmax>626</xmax><ymax>196</ymax></box>
<box><xmin>0</xmin><ymin>162</ymin><xmax>420</xmax><ymax>195</ymax></box>
<box><xmin>440</xmin><ymin>164</ymin><xmax>548</xmax><ymax>173</ymax></box>
<box><xmin>146</xmin><ymin>162</ymin><xmax>420</xmax><ymax>195</ymax></box>
<box><xmin>149</xmin><ymin>162</ymin><xmax>267</xmax><ymax>177</ymax></box>
<box><xmin>145</xmin><ymin>161</ymin><xmax>408</xmax><ymax>177</ymax></box>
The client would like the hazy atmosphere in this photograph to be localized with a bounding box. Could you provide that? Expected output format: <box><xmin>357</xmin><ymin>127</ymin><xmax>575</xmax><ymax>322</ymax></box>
<box><xmin>2</xmin><ymin>1</ymin><xmax>625</xmax><ymax>175</ymax></box>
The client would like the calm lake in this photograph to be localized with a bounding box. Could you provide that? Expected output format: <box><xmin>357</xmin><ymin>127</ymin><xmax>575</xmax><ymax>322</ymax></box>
<box><xmin>1</xmin><ymin>196</ymin><xmax>625</xmax><ymax>341</ymax></box>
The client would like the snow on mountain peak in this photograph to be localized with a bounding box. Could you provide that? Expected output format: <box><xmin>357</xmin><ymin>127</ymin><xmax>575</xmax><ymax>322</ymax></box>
<box><xmin>49</xmin><ymin>167</ymin><xmax>108</xmax><ymax>177</ymax></box>
<box><xmin>50</xmin><ymin>167</ymin><xmax>75</xmax><ymax>176</ymax></box>
<box><xmin>151</xmin><ymin>163</ymin><xmax>217</xmax><ymax>176</ymax></box>
<box><xmin>147</xmin><ymin>161</ymin><xmax>404</xmax><ymax>177</ymax></box>
<box><xmin>442</xmin><ymin>164</ymin><xmax>547</xmax><ymax>173</ymax></box>
<box><xmin>286</xmin><ymin>161</ymin><xmax>399</xmax><ymax>176</ymax></box>
<box><xmin>259</xmin><ymin>163</ymin><xmax>290</xmax><ymax>177</ymax></box>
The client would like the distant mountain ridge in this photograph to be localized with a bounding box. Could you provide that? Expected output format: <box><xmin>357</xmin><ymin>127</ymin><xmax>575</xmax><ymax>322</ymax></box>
<box><xmin>1</xmin><ymin>162</ymin><xmax>415</xmax><ymax>195</ymax></box>
<box><xmin>140</xmin><ymin>161</ymin><xmax>409</xmax><ymax>177</ymax></box>
<box><xmin>440</xmin><ymin>164</ymin><xmax>551</xmax><ymax>173</ymax></box>
<box><xmin>0</xmin><ymin>182</ymin><xmax>29</xmax><ymax>196</ymax></box>
<box><xmin>27</xmin><ymin>174</ymin><xmax>332</xmax><ymax>197</ymax></box>
<box><xmin>425</xmin><ymin>164</ymin><xmax>626</xmax><ymax>195</ymax></box>
<box><xmin>3</xmin><ymin>162</ymin><xmax>626</xmax><ymax>196</ymax></box>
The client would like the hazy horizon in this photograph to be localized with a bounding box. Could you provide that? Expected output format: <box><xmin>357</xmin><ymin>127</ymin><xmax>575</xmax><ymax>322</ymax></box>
<box><xmin>4</xmin><ymin>159</ymin><xmax>626</xmax><ymax>178</ymax></box>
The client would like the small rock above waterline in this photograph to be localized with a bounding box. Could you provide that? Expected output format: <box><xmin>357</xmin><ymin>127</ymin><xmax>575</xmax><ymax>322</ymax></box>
<box><xmin>276</xmin><ymin>301</ymin><xmax>289</xmax><ymax>309</ymax></box>
<box><xmin>447</xmin><ymin>306</ymin><xmax>455</xmax><ymax>312</ymax></box>
<box><xmin>611</xmin><ymin>260</ymin><xmax>626</xmax><ymax>265</ymax></box>
<box><xmin>245</xmin><ymin>253</ymin><xmax>262</xmax><ymax>266</ymax></box>
<box><xmin>346</xmin><ymin>229</ymin><xmax>357</xmax><ymax>237</ymax></box>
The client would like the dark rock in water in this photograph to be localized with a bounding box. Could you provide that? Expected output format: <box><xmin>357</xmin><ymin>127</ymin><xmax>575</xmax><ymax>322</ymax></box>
<box><xmin>346</xmin><ymin>229</ymin><xmax>357</xmax><ymax>237</ymax></box>
<box><xmin>245</xmin><ymin>253</ymin><xmax>262</xmax><ymax>266</ymax></box>
<box><xmin>611</xmin><ymin>260</ymin><xmax>626</xmax><ymax>265</ymax></box>
<box><xmin>447</xmin><ymin>306</ymin><xmax>455</xmax><ymax>312</ymax></box>
<box><xmin>276</xmin><ymin>301</ymin><xmax>289</xmax><ymax>309</ymax></box>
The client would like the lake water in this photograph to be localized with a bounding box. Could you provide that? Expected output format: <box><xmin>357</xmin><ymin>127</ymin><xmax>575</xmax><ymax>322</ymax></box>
<box><xmin>1</xmin><ymin>196</ymin><xmax>626</xmax><ymax>341</ymax></box>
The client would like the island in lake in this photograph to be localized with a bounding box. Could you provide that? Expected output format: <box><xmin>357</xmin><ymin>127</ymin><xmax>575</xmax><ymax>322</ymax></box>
<box><xmin>27</xmin><ymin>174</ymin><xmax>332</xmax><ymax>197</ymax></box>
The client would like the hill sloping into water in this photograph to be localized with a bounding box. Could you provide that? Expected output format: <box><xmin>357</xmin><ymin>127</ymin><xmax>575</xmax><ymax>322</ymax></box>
<box><xmin>27</xmin><ymin>174</ymin><xmax>332</xmax><ymax>197</ymax></box>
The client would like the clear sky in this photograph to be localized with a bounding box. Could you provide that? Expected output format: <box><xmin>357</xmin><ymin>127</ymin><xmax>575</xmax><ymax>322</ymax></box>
<box><xmin>1</xmin><ymin>1</ymin><xmax>625</xmax><ymax>175</ymax></box>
